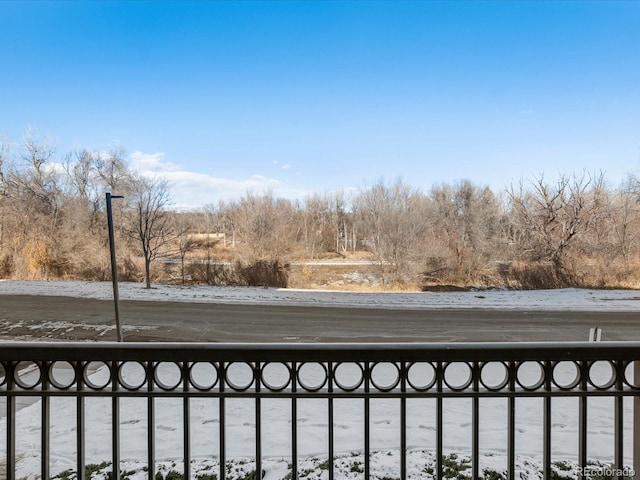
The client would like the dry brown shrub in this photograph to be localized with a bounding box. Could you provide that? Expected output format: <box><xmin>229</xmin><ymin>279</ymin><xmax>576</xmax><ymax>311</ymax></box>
<box><xmin>120</xmin><ymin>255</ymin><xmax>143</xmax><ymax>282</ymax></box>
<box><xmin>237</xmin><ymin>260</ymin><xmax>289</xmax><ymax>288</ymax></box>
<box><xmin>75</xmin><ymin>261</ymin><xmax>111</xmax><ymax>281</ymax></box>
<box><xmin>20</xmin><ymin>238</ymin><xmax>51</xmax><ymax>278</ymax></box>
<box><xmin>497</xmin><ymin>261</ymin><xmax>565</xmax><ymax>289</ymax></box>
<box><xmin>0</xmin><ymin>254</ymin><xmax>14</xmax><ymax>278</ymax></box>
<box><xmin>574</xmin><ymin>255</ymin><xmax>640</xmax><ymax>289</ymax></box>
<box><xmin>186</xmin><ymin>257</ymin><xmax>240</xmax><ymax>285</ymax></box>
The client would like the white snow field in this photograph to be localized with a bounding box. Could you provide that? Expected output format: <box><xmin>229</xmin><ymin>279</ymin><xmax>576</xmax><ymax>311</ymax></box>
<box><xmin>1</xmin><ymin>281</ymin><xmax>639</xmax><ymax>478</ymax></box>
<box><xmin>1</xmin><ymin>362</ymin><xmax>636</xmax><ymax>479</ymax></box>
<box><xmin>1</xmin><ymin>280</ymin><xmax>640</xmax><ymax>311</ymax></box>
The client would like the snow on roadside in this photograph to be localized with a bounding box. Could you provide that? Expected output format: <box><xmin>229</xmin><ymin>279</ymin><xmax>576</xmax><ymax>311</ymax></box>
<box><xmin>2</xmin><ymin>280</ymin><xmax>640</xmax><ymax>311</ymax></box>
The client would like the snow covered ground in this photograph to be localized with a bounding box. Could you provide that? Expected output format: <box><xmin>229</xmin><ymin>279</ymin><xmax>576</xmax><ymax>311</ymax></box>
<box><xmin>2</xmin><ymin>279</ymin><xmax>640</xmax><ymax>311</ymax></box>
<box><xmin>1</xmin><ymin>281</ymin><xmax>639</xmax><ymax>478</ymax></box>
<box><xmin>3</xmin><ymin>363</ymin><xmax>636</xmax><ymax>479</ymax></box>
<box><xmin>5</xmin><ymin>371</ymin><xmax>632</xmax><ymax>480</ymax></box>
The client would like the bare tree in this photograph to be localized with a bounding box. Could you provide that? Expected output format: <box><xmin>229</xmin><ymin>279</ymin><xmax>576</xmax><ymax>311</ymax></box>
<box><xmin>0</xmin><ymin>135</ymin><xmax>9</xmax><ymax>255</ymax></box>
<box><xmin>20</xmin><ymin>128</ymin><xmax>56</xmax><ymax>185</ymax></box>
<box><xmin>0</xmin><ymin>134</ymin><xmax>8</xmax><ymax>192</ymax></box>
<box><xmin>124</xmin><ymin>175</ymin><xmax>173</xmax><ymax>288</ymax></box>
<box><xmin>235</xmin><ymin>191</ymin><xmax>299</xmax><ymax>261</ymax></box>
<box><xmin>329</xmin><ymin>190</ymin><xmax>350</xmax><ymax>254</ymax></box>
<box><xmin>171</xmin><ymin>212</ymin><xmax>197</xmax><ymax>285</ymax></box>
<box><xmin>614</xmin><ymin>175</ymin><xmax>640</xmax><ymax>272</ymax></box>
<box><xmin>429</xmin><ymin>180</ymin><xmax>503</xmax><ymax>282</ymax></box>
<box><xmin>96</xmin><ymin>146</ymin><xmax>131</xmax><ymax>194</ymax></box>
<box><xmin>1</xmin><ymin>129</ymin><xmax>68</xmax><ymax>278</ymax></box>
<box><xmin>11</xmin><ymin>128</ymin><xmax>61</xmax><ymax>218</ymax></box>
<box><xmin>353</xmin><ymin>178</ymin><xmax>429</xmax><ymax>284</ymax></box>
<box><xmin>302</xmin><ymin>192</ymin><xmax>349</xmax><ymax>257</ymax></box>
<box><xmin>202</xmin><ymin>200</ymin><xmax>237</xmax><ymax>249</ymax></box>
<box><xmin>507</xmin><ymin>172</ymin><xmax>605</xmax><ymax>283</ymax></box>
<box><xmin>64</xmin><ymin>149</ymin><xmax>96</xmax><ymax>199</ymax></box>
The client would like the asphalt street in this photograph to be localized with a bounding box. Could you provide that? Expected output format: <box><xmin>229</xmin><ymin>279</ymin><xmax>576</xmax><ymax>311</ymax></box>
<box><xmin>1</xmin><ymin>295</ymin><xmax>639</xmax><ymax>343</ymax></box>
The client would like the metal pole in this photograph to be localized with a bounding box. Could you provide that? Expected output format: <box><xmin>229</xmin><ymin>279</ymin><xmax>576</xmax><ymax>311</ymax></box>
<box><xmin>106</xmin><ymin>193</ymin><xmax>124</xmax><ymax>342</ymax></box>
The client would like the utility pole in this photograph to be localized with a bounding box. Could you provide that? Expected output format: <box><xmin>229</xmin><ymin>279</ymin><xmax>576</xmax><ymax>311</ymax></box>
<box><xmin>106</xmin><ymin>193</ymin><xmax>124</xmax><ymax>342</ymax></box>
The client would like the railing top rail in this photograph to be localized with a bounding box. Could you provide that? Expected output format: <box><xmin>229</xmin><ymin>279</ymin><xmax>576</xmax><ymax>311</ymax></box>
<box><xmin>1</xmin><ymin>341</ymin><xmax>640</xmax><ymax>362</ymax></box>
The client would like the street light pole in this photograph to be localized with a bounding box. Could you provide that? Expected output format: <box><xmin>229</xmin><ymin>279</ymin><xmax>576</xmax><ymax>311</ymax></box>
<box><xmin>106</xmin><ymin>192</ymin><xmax>124</xmax><ymax>342</ymax></box>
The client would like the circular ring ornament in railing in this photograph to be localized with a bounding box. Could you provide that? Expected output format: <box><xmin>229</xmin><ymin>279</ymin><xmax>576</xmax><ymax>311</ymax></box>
<box><xmin>552</xmin><ymin>361</ymin><xmax>580</xmax><ymax>390</ymax></box>
<box><xmin>623</xmin><ymin>361</ymin><xmax>640</xmax><ymax>390</ymax></box>
<box><xmin>588</xmin><ymin>360</ymin><xmax>616</xmax><ymax>390</ymax></box>
<box><xmin>297</xmin><ymin>362</ymin><xmax>328</xmax><ymax>392</ymax></box>
<box><xmin>14</xmin><ymin>361</ymin><xmax>42</xmax><ymax>390</ymax></box>
<box><xmin>515</xmin><ymin>361</ymin><xmax>545</xmax><ymax>391</ymax></box>
<box><xmin>261</xmin><ymin>362</ymin><xmax>292</xmax><ymax>392</ymax></box>
<box><xmin>333</xmin><ymin>362</ymin><xmax>364</xmax><ymax>391</ymax></box>
<box><xmin>154</xmin><ymin>362</ymin><xmax>183</xmax><ymax>391</ymax></box>
<box><xmin>84</xmin><ymin>361</ymin><xmax>111</xmax><ymax>390</ymax></box>
<box><xmin>49</xmin><ymin>361</ymin><xmax>76</xmax><ymax>390</ymax></box>
<box><xmin>189</xmin><ymin>362</ymin><xmax>218</xmax><ymax>391</ymax></box>
<box><xmin>225</xmin><ymin>362</ymin><xmax>255</xmax><ymax>391</ymax></box>
<box><xmin>480</xmin><ymin>361</ymin><xmax>509</xmax><ymax>391</ymax></box>
<box><xmin>370</xmin><ymin>362</ymin><xmax>400</xmax><ymax>391</ymax></box>
<box><xmin>443</xmin><ymin>362</ymin><xmax>473</xmax><ymax>391</ymax></box>
<box><xmin>0</xmin><ymin>363</ymin><xmax>7</xmax><ymax>388</ymax></box>
<box><xmin>407</xmin><ymin>362</ymin><xmax>436</xmax><ymax>391</ymax></box>
<box><xmin>118</xmin><ymin>361</ymin><xmax>147</xmax><ymax>391</ymax></box>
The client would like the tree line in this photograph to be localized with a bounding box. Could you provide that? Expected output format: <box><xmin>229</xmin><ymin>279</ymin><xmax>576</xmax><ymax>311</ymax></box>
<box><xmin>1</xmin><ymin>129</ymin><xmax>640</xmax><ymax>290</ymax></box>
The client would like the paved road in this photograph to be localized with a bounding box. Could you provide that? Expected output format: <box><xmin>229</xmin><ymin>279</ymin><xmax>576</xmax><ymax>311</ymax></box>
<box><xmin>1</xmin><ymin>294</ymin><xmax>639</xmax><ymax>342</ymax></box>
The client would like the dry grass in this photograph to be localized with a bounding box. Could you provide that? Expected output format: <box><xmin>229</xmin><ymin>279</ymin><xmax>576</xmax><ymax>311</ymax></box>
<box><xmin>0</xmin><ymin>453</ymin><xmax>26</xmax><ymax>479</ymax></box>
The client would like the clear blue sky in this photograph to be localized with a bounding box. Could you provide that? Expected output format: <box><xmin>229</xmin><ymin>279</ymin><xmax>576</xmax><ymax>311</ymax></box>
<box><xmin>1</xmin><ymin>1</ymin><xmax>639</xmax><ymax>207</ymax></box>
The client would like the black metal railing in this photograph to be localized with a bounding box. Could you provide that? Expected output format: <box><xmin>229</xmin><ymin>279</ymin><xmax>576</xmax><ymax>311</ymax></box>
<box><xmin>1</xmin><ymin>342</ymin><xmax>640</xmax><ymax>479</ymax></box>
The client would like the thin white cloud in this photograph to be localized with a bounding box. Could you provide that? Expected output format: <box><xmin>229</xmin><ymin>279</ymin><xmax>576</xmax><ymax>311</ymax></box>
<box><xmin>130</xmin><ymin>151</ymin><xmax>179</xmax><ymax>173</ymax></box>
<box><xmin>273</xmin><ymin>160</ymin><xmax>291</xmax><ymax>170</ymax></box>
<box><xmin>43</xmin><ymin>161</ymin><xmax>65</xmax><ymax>174</ymax></box>
<box><xmin>129</xmin><ymin>151</ymin><xmax>309</xmax><ymax>209</ymax></box>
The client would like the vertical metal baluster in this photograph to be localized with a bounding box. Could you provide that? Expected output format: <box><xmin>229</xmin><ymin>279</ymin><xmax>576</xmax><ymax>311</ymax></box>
<box><xmin>634</xmin><ymin>361</ymin><xmax>640</xmax><ymax>480</ymax></box>
<box><xmin>41</xmin><ymin>361</ymin><xmax>50</xmax><ymax>480</ymax></box>
<box><xmin>255</xmin><ymin>362</ymin><xmax>261</xmax><ymax>480</ymax></box>
<box><xmin>364</xmin><ymin>362</ymin><xmax>370</xmax><ymax>480</ymax></box>
<box><xmin>328</xmin><ymin>361</ymin><xmax>334</xmax><ymax>480</ymax></box>
<box><xmin>7</xmin><ymin>362</ymin><xmax>15</xmax><ymax>480</ymax></box>
<box><xmin>219</xmin><ymin>362</ymin><xmax>226</xmax><ymax>480</ymax></box>
<box><xmin>400</xmin><ymin>362</ymin><xmax>407</xmax><ymax>480</ymax></box>
<box><xmin>291</xmin><ymin>362</ymin><xmax>298</xmax><ymax>480</ymax></box>
<box><xmin>112</xmin><ymin>361</ymin><xmax>120</xmax><ymax>480</ymax></box>
<box><xmin>148</xmin><ymin>362</ymin><xmax>155</xmax><ymax>478</ymax></box>
<box><xmin>77</xmin><ymin>362</ymin><xmax>85</xmax><ymax>480</ymax></box>
<box><xmin>508</xmin><ymin>362</ymin><xmax>516</xmax><ymax>479</ymax></box>
<box><xmin>579</xmin><ymin>361</ymin><xmax>588</xmax><ymax>476</ymax></box>
<box><xmin>184</xmin><ymin>361</ymin><xmax>191</xmax><ymax>480</ymax></box>
<box><xmin>543</xmin><ymin>361</ymin><xmax>552</xmax><ymax>479</ymax></box>
<box><xmin>472</xmin><ymin>362</ymin><xmax>479</xmax><ymax>480</ymax></box>
<box><xmin>436</xmin><ymin>362</ymin><xmax>443</xmax><ymax>480</ymax></box>
<box><xmin>615</xmin><ymin>360</ymin><xmax>624</xmax><ymax>477</ymax></box>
